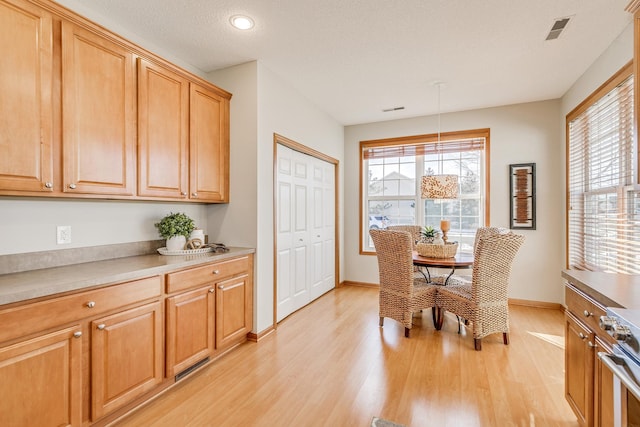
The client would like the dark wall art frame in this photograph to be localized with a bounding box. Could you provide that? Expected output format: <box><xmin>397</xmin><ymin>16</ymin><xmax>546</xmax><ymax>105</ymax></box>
<box><xmin>509</xmin><ymin>163</ymin><xmax>536</xmax><ymax>230</ymax></box>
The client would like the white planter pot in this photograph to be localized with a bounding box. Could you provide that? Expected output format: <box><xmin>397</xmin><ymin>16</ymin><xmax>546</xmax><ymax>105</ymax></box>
<box><xmin>166</xmin><ymin>235</ymin><xmax>186</xmax><ymax>251</ymax></box>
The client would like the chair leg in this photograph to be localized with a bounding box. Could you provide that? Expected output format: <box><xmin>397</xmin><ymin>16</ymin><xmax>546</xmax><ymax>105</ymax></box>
<box><xmin>474</xmin><ymin>338</ymin><xmax>482</xmax><ymax>351</ymax></box>
<box><xmin>379</xmin><ymin>317</ymin><xmax>384</xmax><ymax>327</ymax></box>
<box><xmin>435</xmin><ymin>308</ymin><xmax>444</xmax><ymax>330</ymax></box>
<box><xmin>431</xmin><ymin>307</ymin><xmax>437</xmax><ymax>328</ymax></box>
<box><xmin>404</xmin><ymin>327</ymin><xmax>411</xmax><ymax>338</ymax></box>
<box><xmin>503</xmin><ymin>332</ymin><xmax>509</xmax><ymax>345</ymax></box>
<box><xmin>456</xmin><ymin>315</ymin><xmax>462</xmax><ymax>334</ymax></box>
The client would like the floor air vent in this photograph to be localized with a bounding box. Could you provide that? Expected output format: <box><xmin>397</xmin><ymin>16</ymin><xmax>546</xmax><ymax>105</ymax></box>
<box><xmin>175</xmin><ymin>357</ymin><xmax>210</xmax><ymax>381</ymax></box>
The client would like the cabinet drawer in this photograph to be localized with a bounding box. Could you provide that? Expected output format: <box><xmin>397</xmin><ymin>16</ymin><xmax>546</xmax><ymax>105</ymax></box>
<box><xmin>166</xmin><ymin>256</ymin><xmax>249</xmax><ymax>294</ymax></box>
<box><xmin>566</xmin><ymin>284</ymin><xmax>606</xmax><ymax>335</ymax></box>
<box><xmin>0</xmin><ymin>276</ymin><xmax>161</xmax><ymax>344</ymax></box>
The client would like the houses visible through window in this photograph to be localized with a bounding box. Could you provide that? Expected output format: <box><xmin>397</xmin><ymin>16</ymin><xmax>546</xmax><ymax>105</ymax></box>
<box><xmin>567</xmin><ymin>61</ymin><xmax>640</xmax><ymax>274</ymax></box>
<box><xmin>360</xmin><ymin>129</ymin><xmax>490</xmax><ymax>254</ymax></box>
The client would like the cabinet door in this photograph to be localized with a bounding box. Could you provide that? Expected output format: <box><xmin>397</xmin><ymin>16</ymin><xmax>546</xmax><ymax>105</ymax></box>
<box><xmin>91</xmin><ymin>301</ymin><xmax>163</xmax><ymax>420</ymax></box>
<box><xmin>594</xmin><ymin>337</ymin><xmax>614</xmax><ymax>427</ymax></box>
<box><xmin>565</xmin><ymin>311</ymin><xmax>595</xmax><ymax>426</ymax></box>
<box><xmin>166</xmin><ymin>286</ymin><xmax>215</xmax><ymax>377</ymax></box>
<box><xmin>216</xmin><ymin>274</ymin><xmax>251</xmax><ymax>350</ymax></box>
<box><xmin>61</xmin><ymin>21</ymin><xmax>136</xmax><ymax>196</ymax></box>
<box><xmin>0</xmin><ymin>325</ymin><xmax>82</xmax><ymax>427</ymax></box>
<box><xmin>0</xmin><ymin>0</ymin><xmax>53</xmax><ymax>193</ymax></box>
<box><xmin>189</xmin><ymin>82</ymin><xmax>229</xmax><ymax>202</ymax></box>
<box><xmin>137</xmin><ymin>58</ymin><xmax>189</xmax><ymax>199</ymax></box>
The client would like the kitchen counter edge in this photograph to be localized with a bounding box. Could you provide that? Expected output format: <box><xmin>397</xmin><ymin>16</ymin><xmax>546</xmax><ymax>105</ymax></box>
<box><xmin>561</xmin><ymin>269</ymin><xmax>640</xmax><ymax>310</ymax></box>
<box><xmin>0</xmin><ymin>247</ymin><xmax>255</xmax><ymax>307</ymax></box>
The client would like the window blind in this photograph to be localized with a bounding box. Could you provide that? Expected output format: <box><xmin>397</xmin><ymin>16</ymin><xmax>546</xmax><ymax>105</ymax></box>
<box><xmin>362</xmin><ymin>138</ymin><xmax>485</xmax><ymax>160</ymax></box>
<box><xmin>567</xmin><ymin>70</ymin><xmax>640</xmax><ymax>274</ymax></box>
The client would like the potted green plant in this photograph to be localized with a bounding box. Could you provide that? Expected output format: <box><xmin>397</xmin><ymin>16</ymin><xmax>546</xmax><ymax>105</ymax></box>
<box><xmin>155</xmin><ymin>212</ymin><xmax>195</xmax><ymax>251</ymax></box>
<box><xmin>420</xmin><ymin>225</ymin><xmax>436</xmax><ymax>243</ymax></box>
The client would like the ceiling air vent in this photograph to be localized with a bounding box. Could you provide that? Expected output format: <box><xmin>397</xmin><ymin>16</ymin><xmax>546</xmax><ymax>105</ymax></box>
<box><xmin>546</xmin><ymin>17</ymin><xmax>571</xmax><ymax>41</ymax></box>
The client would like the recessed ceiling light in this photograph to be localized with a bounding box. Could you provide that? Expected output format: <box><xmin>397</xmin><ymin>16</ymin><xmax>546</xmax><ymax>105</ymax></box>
<box><xmin>230</xmin><ymin>15</ymin><xmax>254</xmax><ymax>30</ymax></box>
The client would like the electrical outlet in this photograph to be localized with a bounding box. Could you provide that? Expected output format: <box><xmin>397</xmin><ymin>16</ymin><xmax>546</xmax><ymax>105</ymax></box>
<box><xmin>57</xmin><ymin>225</ymin><xmax>71</xmax><ymax>244</ymax></box>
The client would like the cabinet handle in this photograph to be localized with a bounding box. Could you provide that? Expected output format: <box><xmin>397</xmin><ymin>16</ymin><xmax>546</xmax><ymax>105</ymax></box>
<box><xmin>192</xmin><ymin>192</ymin><xmax>198</xmax><ymax>197</ymax></box>
<box><xmin>73</xmin><ymin>331</ymin><xmax>82</xmax><ymax>338</ymax></box>
<box><xmin>86</xmin><ymin>301</ymin><xmax>96</xmax><ymax>308</ymax></box>
<box><xmin>68</xmin><ymin>183</ymin><xmax>76</xmax><ymax>189</ymax></box>
<box><xmin>578</xmin><ymin>332</ymin><xmax>586</xmax><ymax>340</ymax></box>
<box><xmin>44</xmin><ymin>182</ymin><xmax>53</xmax><ymax>189</ymax></box>
<box><xmin>209</xmin><ymin>288</ymin><xmax>215</xmax><ymax>293</ymax></box>
<box><xmin>583</xmin><ymin>310</ymin><xmax>593</xmax><ymax>317</ymax></box>
<box><xmin>97</xmin><ymin>324</ymin><xmax>106</xmax><ymax>330</ymax></box>
<box><xmin>588</xmin><ymin>341</ymin><xmax>597</xmax><ymax>348</ymax></box>
<box><xmin>218</xmin><ymin>284</ymin><xmax>224</xmax><ymax>290</ymax></box>
<box><xmin>212</xmin><ymin>270</ymin><xmax>220</xmax><ymax>275</ymax></box>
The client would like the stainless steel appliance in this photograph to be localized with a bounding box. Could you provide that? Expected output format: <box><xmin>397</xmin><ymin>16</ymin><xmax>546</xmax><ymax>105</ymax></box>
<box><xmin>599</xmin><ymin>307</ymin><xmax>640</xmax><ymax>427</ymax></box>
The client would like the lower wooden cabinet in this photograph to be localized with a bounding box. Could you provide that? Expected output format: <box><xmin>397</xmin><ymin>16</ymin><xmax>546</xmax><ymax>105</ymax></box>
<box><xmin>216</xmin><ymin>273</ymin><xmax>252</xmax><ymax>350</ymax></box>
<box><xmin>0</xmin><ymin>254</ymin><xmax>253</xmax><ymax>426</ymax></box>
<box><xmin>0</xmin><ymin>325</ymin><xmax>82</xmax><ymax>427</ymax></box>
<box><xmin>565</xmin><ymin>311</ymin><xmax>594</xmax><ymax>425</ymax></box>
<box><xmin>565</xmin><ymin>283</ymin><xmax>616</xmax><ymax>427</ymax></box>
<box><xmin>165</xmin><ymin>255</ymin><xmax>254</xmax><ymax>376</ymax></box>
<box><xmin>166</xmin><ymin>285</ymin><xmax>215</xmax><ymax>377</ymax></box>
<box><xmin>91</xmin><ymin>301</ymin><xmax>164</xmax><ymax>420</ymax></box>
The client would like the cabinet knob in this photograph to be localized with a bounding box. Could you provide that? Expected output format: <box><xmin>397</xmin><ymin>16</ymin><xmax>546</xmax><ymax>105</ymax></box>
<box><xmin>212</xmin><ymin>270</ymin><xmax>220</xmax><ymax>275</ymax></box>
<box><xmin>181</xmin><ymin>192</ymin><xmax>187</xmax><ymax>196</ymax></box>
<box><xmin>68</xmin><ymin>183</ymin><xmax>76</xmax><ymax>189</ymax></box>
<box><xmin>218</xmin><ymin>284</ymin><xmax>224</xmax><ymax>290</ymax></box>
<box><xmin>97</xmin><ymin>324</ymin><xmax>106</xmax><ymax>330</ymax></box>
<box><xmin>73</xmin><ymin>331</ymin><xmax>82</xmax><ymax>338</ymax></box>
<box><xmin>578</xmin><ymin>332</ymin><xmax>586</xmax><ymax>340</ymax></box>
<box><xmin>192</xmin><ymin>192</ymin><xmax>198</xmax><ymax>197</ymax></box>
<box><xmin>587</xmin><ymin>341</ymin><xmax>597</xmax><ymax>348</ymax></box>
<box><xmin>583</xmin><ymin>310</ymin><xmax>593</xmax><ymax>317</ymax></box>
<box><xmin>86</xmin><ymin>301</ymin><xmax>96</xmax><ymax>308</ymax></box>
<box><xmin>44</xmin><ymin>182</ymin><xmax>53</xmax><ymax>189</ymax></box>
<box><xmin>209</xmin><ymin>288</ymin><xmax>215</xmax><ymax>293</ymax></box>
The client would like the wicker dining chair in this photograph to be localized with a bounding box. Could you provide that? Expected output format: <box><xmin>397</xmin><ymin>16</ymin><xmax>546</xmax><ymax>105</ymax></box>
<box><xmin>386</xmin><ymin>225</ymin><xmax>422</xmax><ymax>249</ymax></box>
<box><xmin>434</xmin><ymin>231</ymin><xmax>525</xmax><ymax>350</ymax></box>
<box><xmin>370</xmin><ymin>229</ymin><xmax>439</xmax><ymax>337</ymax></box>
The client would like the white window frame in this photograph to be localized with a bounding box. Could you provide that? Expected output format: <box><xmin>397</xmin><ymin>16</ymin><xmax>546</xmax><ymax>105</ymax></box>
<box><xmin>360</xmin><ymin>129</ymin><xmax>490</xmax><ymax>254</ymax></box>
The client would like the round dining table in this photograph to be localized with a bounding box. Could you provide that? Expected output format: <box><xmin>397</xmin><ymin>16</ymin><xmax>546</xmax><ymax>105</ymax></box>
<box><xmin>412</xmin><ymin>251</ymin><xmax>474</xmax><ymax>285</ymax></box>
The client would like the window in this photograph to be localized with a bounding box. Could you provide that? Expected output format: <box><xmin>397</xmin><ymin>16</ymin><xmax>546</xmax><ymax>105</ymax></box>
<box><xmin>360</xmin><ymin>129</ymin><xmax>490</xmax><ymax>254</ymax></box>
<box><xmin>567</xmin><ymin>62</ymin><xmax>640</xmax><ymax>274</ymax></box>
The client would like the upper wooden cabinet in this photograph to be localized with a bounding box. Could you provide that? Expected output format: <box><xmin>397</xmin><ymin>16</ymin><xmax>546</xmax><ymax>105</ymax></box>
<box><xmin>61</xmin><ymin>21</ymin><xmax>136</xmax><ymax>196</ymax></box>
<box><xmin>0</xmin><ymin>0</ymin><xmax>231</xmax><ymax>202</ymax></box>
<box><xmin>0</xmin><ymin>0</ymin><xmax>54</xmax><ymax>193</ymax></box>
<box><xmin>137</xmin><ymin>58</ymin><xmax>190</xmax><ymax>199</ymax></box>
<box><xmin>189</xmin><ymin>83</ymin><xmax>230</xmax><ymax>202</ymax></box>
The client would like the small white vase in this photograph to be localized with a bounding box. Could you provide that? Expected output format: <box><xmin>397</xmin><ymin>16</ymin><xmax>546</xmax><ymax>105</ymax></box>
<box><xmin>166</xmin><ymin>235</ymin><xmax>186</xmax><ymax>251</ymax></box>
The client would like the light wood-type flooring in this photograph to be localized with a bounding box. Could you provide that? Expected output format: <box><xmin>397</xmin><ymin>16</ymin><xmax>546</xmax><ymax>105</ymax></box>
<box><xmin>114</xmin><ymin>285</ymin><xmax>579</xmax><ymax>427</ymax></box>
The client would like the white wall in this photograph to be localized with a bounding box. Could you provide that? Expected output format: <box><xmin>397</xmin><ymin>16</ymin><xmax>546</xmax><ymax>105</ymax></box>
<box><xmin>0</xmin><ymin>198</ymin><xmax>208</xmax><ymax>255</ymax></box>
<box><xmin>210</xmin><ymin>61</ymin><xmax>345</xmax><ymax>334</ymax></box>
<box><xmin>345</xmin><ymin>100</ymin><xmax>564</xmax><ymax>304</ymax></box>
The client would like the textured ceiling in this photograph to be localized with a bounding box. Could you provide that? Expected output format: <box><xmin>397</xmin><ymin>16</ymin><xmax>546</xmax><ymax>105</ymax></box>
<box><xmin>58</xmin><ymin>0</ymin><xmax>632</xmax><ymax>125</ymax></box>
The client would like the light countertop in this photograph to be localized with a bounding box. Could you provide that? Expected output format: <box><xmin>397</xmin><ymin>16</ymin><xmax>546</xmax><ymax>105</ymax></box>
<box><xmin>562</xmin><ymin>269</ymin><xmax>640</xmax><ymax>309</ymax></box>
<box><xmin>0</xmin><ymin>247</ymin><xmax>255</xmax><ymax>306</ymax></box>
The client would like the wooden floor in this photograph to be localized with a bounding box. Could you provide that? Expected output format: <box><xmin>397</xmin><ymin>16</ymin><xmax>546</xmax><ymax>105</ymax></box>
<box><xmin>114</xmin><ymin>286</ymin><xmax>579</xmax><ymax>427</ymax></box>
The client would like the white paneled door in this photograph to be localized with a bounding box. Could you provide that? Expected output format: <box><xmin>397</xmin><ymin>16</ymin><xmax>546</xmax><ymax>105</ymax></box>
<box><xmin>276</xmin><ymin>144</ymin><xmax>335</xmax><ymax>322</ymax></box>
